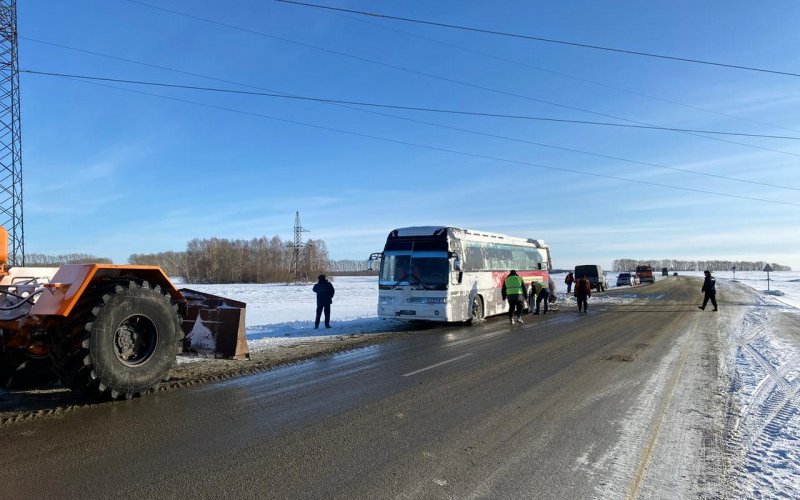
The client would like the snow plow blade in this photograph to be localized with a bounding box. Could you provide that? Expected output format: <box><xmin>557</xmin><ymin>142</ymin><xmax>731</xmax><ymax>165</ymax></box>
<box><xmin>179</xmin><ymin>288</ymin><xmax>249</xmax><ymax>360</ymax></box>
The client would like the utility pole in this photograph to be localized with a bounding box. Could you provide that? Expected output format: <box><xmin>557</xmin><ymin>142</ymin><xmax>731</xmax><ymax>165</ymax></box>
<box><xmin>290</xmin><ymin>211</ymin><xmax>309</xmax><ymax>283</ymax></box>
<box><xmin>0</xmin><ymin>0</ymin><xmax>24</xmax><ymax>265</ymax></box>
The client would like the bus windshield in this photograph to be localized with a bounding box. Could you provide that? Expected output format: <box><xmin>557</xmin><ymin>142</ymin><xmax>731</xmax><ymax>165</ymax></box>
<box><xmin>380</xmin><ymin>252</ymin><xmax>449</xmax><ymax>289</ymax></box>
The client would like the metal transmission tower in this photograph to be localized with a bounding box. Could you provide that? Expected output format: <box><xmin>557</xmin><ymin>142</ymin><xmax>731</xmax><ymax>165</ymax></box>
<box><xmin>0</xmin><ymin>0</ymin><xmax>23</xmax><ymax>265</ymax></box>
<box><xmin>290</xmin><ymin>211</ymin><xmax>309</xmax><ymax>282</ymax></box>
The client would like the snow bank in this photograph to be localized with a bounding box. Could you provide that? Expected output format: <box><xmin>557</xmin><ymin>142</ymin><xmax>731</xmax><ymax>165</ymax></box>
<box><xmin>182</xmin><ymin>276</ymin><xmax>395</xmax><ymax>351</ymax></box>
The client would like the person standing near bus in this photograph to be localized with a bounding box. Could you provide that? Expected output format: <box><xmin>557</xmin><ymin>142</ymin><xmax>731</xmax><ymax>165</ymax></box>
<box><xmin>502</xmin><ymin>270</ymin><xmax>527</xmax><ymax>324</ymax></box>
<box><xmin>574</xmin><ymin>275</ymin><xmax>591</xmax><ymax>313</ymax></box>
<box><xmin>530</xmin><ymin>280</ymin><xmax>550</xmax><ymax>315</ymax></box>
<box><xmin>565</xmin><ymin>272</ymin><xmax>574</xmax><ymax>294</ymax></box>
<box><xmin>699</xmin><ymin>270</ymin><xmax>718</xmax><ymax>311</ymax></box>
<box><xmin>313</xmin><ymin>274</ymin><xmax>335</xmax><ymax>328</ymax></box>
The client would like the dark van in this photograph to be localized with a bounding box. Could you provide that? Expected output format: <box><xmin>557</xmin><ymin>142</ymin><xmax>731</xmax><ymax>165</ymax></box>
<box><xmin>574</xmin><ymin>265</ymin><xmax>608</xmax><ymax>292</ymax></box>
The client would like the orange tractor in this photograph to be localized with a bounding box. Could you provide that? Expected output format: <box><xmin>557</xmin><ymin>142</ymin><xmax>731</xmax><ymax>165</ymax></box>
<box><xmin>0</xmin><ymin>227</ymin><xmax>247</xmax><ymax>399</ymax></box>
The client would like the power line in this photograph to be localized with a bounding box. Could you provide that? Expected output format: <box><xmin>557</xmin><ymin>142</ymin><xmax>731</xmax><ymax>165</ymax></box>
<box><xmin>23</xmin><ymin>37</ymin><xmax>800</xmax><ymax>193</ymax></box>
<box><xmin>366</xmin><ymin>110</ymin><xmax>800</xmax><ymax>193</ymax></box>
<box><xmin>43</xmin><ymin>72</ymin><xmax>800</xmax><ymax>208</ymax></box>
<box><xmin>275</xmin><ymin>0</ymin><xmax>800</xmax><ymax>79</ymax></box>
<box><xmin>21</xmin><ymin>36</ymin><xmax>261</xmax><ymax>91</ymax></box>
<box><xmin>326</xmin><ymin>10</ymin><xmax>800</xmax><ymax>136</ymax></box>
<box><xmin>22</xmin><ymin>69</ymin><xmax>800</xmax><ymax>141</ymax></box>
<box><xmin>117</xmin><ymin>0</ymin><xmax>800</xmax><ymax>159</ymax></box>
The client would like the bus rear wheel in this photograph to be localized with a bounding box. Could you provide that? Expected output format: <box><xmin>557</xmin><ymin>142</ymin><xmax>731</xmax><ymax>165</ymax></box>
<box><xmin>469</xmin><ymin>296</ymin><xmax>485</xmax><ymax>325</ymax></box>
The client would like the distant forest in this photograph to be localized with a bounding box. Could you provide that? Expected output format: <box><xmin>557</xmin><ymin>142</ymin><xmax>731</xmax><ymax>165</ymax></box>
<box><xmin>128</xmin><ymin>236</ymin><xmax>373</xmax><ymax>283</ymax></box>
<box><xmin>23</xmin><ymin>253</ymin><xmax>113</xmax><ymax>266</ymax></box>
<box><xmin>21</xmin><ymin>239</ymin><xmax>372</xmax><ymax>283</ymax></box>
<box><xmin>612</xmin><ymin>259</ymin><xmax>791</xmax><ymax>272</ymax></box>
<box><xmin>129</xmin><ymin>236</ymin><xmax>330</xmax><ymax>284</ymax></box>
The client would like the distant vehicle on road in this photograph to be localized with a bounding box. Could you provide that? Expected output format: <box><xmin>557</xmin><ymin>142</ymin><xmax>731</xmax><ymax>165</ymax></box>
<box><xmin>616</xmin><ymin>272</ymin><xmax>639</xmax><ymax>286</ymax></box>
<box><xmin>636</xmin><ymin>265</ymin><xmax>655</xmax><ymax>284</ymax></box>
<box><xmin>575</xmin><ymin>264</ymin><xmax>608</xmax><ymax>292</ymax></box>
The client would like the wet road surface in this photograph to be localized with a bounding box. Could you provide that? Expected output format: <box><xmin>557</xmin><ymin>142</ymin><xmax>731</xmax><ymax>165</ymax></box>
<box><xmin>0</xmin><ymin>277</ymin><xmax>734</xmax><ymax>498</ymax></box>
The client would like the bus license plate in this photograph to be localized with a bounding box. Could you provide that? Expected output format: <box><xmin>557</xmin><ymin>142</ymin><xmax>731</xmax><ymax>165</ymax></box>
<box><xmin>398</xmin><ymin>310</ymin><xmax>416</xmax><ymax>316</ymax></box>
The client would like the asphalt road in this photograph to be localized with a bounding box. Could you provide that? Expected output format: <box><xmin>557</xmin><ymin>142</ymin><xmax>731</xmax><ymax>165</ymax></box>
<box><xmin>0</xmin><ymin>276</ymin><xmax>731</xmax><ymax>499</ymax></box>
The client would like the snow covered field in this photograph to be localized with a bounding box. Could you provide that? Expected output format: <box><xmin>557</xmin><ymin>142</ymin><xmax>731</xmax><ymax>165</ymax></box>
<box><xmin>186</xmin><ymin>272</ymin><xmax>800</xmax><ymax>496</ymax></box>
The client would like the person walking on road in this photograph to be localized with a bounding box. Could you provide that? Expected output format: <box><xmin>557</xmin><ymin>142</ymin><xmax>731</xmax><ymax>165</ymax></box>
<box><xmin>698</xmin><ymin>270</ymin><xmax>718</xmax><ymax>311</ymax></box>
<box><xmin>530</xmin><ymin>280</ymin><xmax>550</xmax><ymax>315</ymax></box>
<box><xmin>574</xmin><ymin>275</ymin><xmax>591</xmax><ymax>313</ymax></box>
<box><xmin>565</xmin><ymin>272</ymin><xmax>574</xmax><ymax>294</ymax></box>
<box><xmin>313</xmin><ymin>274</ymin><xmax>335</xmax><ymax>328</ymax></box>
<box><xmin>502</xmin><ymin>270</ymin><xmax>527</xmax><ymax>324</ymax></box>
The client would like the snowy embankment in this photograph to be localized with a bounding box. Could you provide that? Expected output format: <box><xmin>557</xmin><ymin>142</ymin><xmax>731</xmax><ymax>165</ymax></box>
<box><xmin>710</xmin><ymin>271</ymin><xmax>800</xmax><ymax>497</ymax></box>
<box><xmin>182</xmin><ymin>276</ymin><xmax>402</xmax><ymax>352</ymax></box>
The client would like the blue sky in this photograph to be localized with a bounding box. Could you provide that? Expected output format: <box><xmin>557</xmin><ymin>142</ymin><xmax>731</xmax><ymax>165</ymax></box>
<box><xmin>17</xmin><ymin>1</ymin><xmax>800</xmax><ymax>269</ymax></box>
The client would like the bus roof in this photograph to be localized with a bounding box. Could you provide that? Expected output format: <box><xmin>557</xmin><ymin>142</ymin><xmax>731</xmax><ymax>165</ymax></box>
<box><xmin>389</xmin><ymin>226</ymin><xmax>547</xmax><ymax>248</ymax></box>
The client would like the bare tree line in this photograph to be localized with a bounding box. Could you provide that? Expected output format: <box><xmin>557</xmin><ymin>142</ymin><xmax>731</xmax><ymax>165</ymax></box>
<box><xmin>612</xmin><ymin>259</ymin><xmax>792</xmax><ymax>272</ymax></box>
<box><xmin>20</xmin><ymin>239</ymin><xmax>368</xmax><ymax>283</ymax></box>
<box><xmin>327</xmin><ymin>259</ymin><xmax>373</xmax><ymax>273</ymax></box>
<box><xmin>22</xmin><ymin>253</ymin><xmax>113</xmax><ymax>266</ymax></box>
<box><xmin>129</xmin><ymin>236</ymin><xmax>330</xmax><ymax>283</ymax></box>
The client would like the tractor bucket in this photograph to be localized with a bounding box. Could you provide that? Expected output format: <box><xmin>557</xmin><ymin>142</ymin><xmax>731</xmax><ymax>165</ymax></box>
<box><xmin>179</xmin><ymin>288</ymin><xmax>249</xmax><ymax>360</ymax></box>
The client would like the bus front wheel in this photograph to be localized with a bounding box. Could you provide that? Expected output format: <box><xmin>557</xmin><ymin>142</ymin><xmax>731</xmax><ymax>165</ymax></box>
<box><xmin>469</xmin><ymin>296</ymin><xmax>485</xmax><ymax>325</ymax></box>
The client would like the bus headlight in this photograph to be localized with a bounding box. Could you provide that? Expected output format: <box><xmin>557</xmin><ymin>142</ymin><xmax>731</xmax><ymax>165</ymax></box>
<box><xmin>379</xmin><ymin>296</ymin><xmax>396</xmax><ymax>304</ymax></box>
<box><xmin>407</xmin><ymin>297</ymin><xmax>447</xmax><ymax>304</ymax></box>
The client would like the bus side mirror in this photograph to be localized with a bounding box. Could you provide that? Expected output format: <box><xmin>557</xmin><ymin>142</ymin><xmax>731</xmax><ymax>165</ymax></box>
<box><xmin>367</xmin><ymin>252</ymin><xmax>383</xmax><ymax>271</ymax></box>
<box><xmin>448</xmin><ymin>252</ymin><xmax>462</xmax><ymax>271</ymax></box>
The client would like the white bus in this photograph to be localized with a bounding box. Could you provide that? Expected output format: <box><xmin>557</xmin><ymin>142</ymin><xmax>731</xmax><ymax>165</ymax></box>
<box><xmin>368</xmin><ymin>226</ymin><xmax>552</xmax><ymax>323</ymax></box>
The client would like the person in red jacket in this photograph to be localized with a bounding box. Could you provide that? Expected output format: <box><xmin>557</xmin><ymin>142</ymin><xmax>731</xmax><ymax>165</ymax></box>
<box><xmin>574</xmin><ymin>275</ymin><xmax>592</xmax><ymax>313</ymax></box>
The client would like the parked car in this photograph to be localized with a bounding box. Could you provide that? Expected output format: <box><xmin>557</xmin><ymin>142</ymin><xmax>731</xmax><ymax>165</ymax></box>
<box><xmin>575</xmin><ymin>264</ymin><xmax>608</xmax><ymax>292</ymax></box>
<box><xmin>616</xmin><ymin>272</ymin><xmax>639</xmax><ymax>286</ymax></box>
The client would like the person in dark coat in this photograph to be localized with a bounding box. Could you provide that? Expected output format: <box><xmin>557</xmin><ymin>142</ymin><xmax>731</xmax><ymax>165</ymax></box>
<box><xmin>699</xmin><ymin>270</ymin><xmax>718</xmax><ymax>311</ymax></box>
<box><xmin>312</xmin><ymin>274</ymin><xmax>335</xmax><ymax>328</ymax></box>
<box><xmin>502</xmin><ymin>270</ymin><xmax>528</xmax><ymax>324</ymax></box>
<box><xmin>574</xmin><ymin>275</ymin><xmax>591</xmax><ymax>313</ymax></box>
<box><xmin>565</xmin><ymin>272</ymin><xmax>574</xmax><ymax>294</ymax></box>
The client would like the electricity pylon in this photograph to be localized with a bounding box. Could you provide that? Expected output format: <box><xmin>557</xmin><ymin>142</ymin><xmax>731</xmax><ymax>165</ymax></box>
<box><xmin>290</xmin><ymin>211</ymin><xmax>309</xmax><ymax>283</ymax></box>
<box><xmin>0</xmin><ymin>0</ymin><xmax>24</xmax><ymax>265</ymax></box>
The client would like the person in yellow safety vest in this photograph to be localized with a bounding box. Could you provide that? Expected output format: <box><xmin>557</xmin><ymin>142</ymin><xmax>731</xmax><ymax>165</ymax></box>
<box><xmin>530</xmin><ymin>280</ymin><xmax>550</xmax><ymax>315</ymax></box>
<box><xmin>501</xmin><ymin>270</ymin><xmax>528</xmax><ymax>324</ymax></box>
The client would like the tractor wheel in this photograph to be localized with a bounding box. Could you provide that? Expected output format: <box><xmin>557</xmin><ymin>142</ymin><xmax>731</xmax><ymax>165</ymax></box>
<box><xmin>51</xmin><ymin>281</ymin><xmax>182</xmax><ymax>400</ymax></box>
<box><xmin>469</xmin><ymin>296</ymin><xmax>485</xmax><ymax>325</ymax></box>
